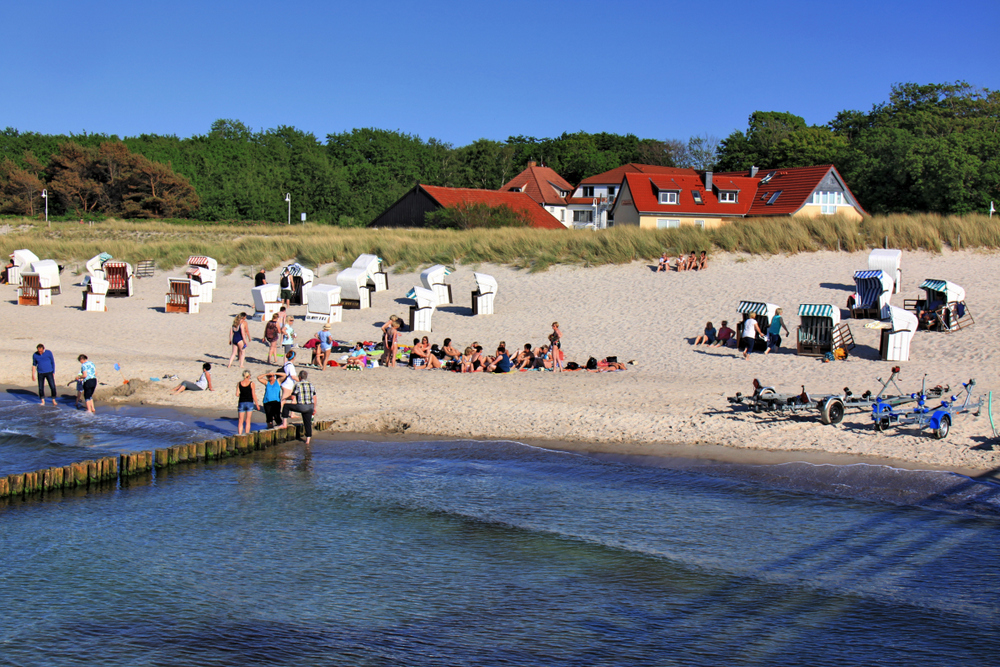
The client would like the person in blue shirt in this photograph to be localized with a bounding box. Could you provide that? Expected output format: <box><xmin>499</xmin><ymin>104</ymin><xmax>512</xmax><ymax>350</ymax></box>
<box><xmin>764</xmin><ymin>308</ymin><xmax>791</xmax><ymax>355</ymax></box>
<box><xmin>31</xmin><ymin>343</ymin><xmax>57</xmax><ymax>406</ymax></box>
<box><xmin>75</xmin><ymin>354</ymin><xmax>98</xmax><ymax>414</ymax></box>
<box><xmin>256</xmin><ymin>370</ymin><xmax>284</xmax><ymax>428</ymax></box>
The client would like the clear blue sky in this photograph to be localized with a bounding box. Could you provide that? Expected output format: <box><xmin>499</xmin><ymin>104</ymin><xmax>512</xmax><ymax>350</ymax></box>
<box><xmin>3</xmin><ymin>0</ymin><xmax>998</xmax><ymax>146</ymax></box>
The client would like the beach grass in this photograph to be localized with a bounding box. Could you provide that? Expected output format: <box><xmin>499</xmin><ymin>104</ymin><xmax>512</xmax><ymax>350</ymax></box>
<box><xmin>1</xmin><ymin>213</ymin><xmax>997</xmax><ymax>271</ymax></box>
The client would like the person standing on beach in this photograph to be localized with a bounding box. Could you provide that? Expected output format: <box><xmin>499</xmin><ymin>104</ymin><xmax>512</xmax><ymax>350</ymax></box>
<box><xmin>281</xmin><ymin>315</ymin><xmax>296</xmax><ymax>360</ymax></box>
<box><xmin>549</xmin><ymin>322</ymin><xmax>563</xmax><ymax>372</ymax></box>
<box><xmin>741</xmin><ymin>315</ymin><xmax>763</xmax><ymax>360</ymax></box>
<box><xmin>76</xmin><ymin>354</ymin><xmax>97</xmax><ymax>414</ymax></box>
<box><xmin>254</xmin><ymin>268</ymin><xmax>267</xmax><ymax>287</ymax></box>
<box><xmin>227</xmin><ymin>313</ymin><xmax>250</xmax><ymax>368</ymax></box>
<box><xmin>236</xmin><ymin>370</ymin><xmax>260</xmax><ymax>435</ymax></box>
<box><xmin>31</xmin><ymin>344</ymin><xmax>57</xmax><ymax>406</ymax></box>
<box><xmin>281</xmin><ymin>370</ymin><xmax>317</xmax><ymax>445</ymax></box>
<box><xmin>279</xmin><ymin>269</ymin><xmax>292</xmax><ymax>306</ymax></box>
<box><xmin>263</xmin><ymin>313</ymin><xmax>281</xmax><ymax>365</ymax></box>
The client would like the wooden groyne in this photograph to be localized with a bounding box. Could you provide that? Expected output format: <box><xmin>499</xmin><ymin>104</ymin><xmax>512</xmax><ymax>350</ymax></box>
<box><xmin>0</xmin><ymin>420</ymin><xmax>336</xmax><ymax>502</ymax></box>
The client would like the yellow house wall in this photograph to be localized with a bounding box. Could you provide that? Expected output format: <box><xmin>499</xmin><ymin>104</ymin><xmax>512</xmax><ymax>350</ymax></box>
<box><xmin>794</xmin><ymin>204</ymin><xmax>864</xmax><ymax>222</ymax></box>
<box><xmin>637</xmin><ymin>215</ymin><xmax>730</xmax><ymax>230</ymax></box>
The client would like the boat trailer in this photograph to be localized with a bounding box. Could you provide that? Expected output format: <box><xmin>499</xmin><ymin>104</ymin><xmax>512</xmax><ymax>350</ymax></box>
<box><xmin>727</xmin><ymin>367</ymin><xmax>946</xmax><ymax>426</ymax></box>
<box><xmin>871</xmin><ymin>377</ymin><xmax>983</xmax><ymax>439</ymax></box>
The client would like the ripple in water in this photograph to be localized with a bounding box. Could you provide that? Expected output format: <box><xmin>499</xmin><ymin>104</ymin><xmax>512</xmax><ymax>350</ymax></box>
<box><xmin>2</xmin><ymin>437</ymin><xmax>998</xmax><ymax>666</ymax></box>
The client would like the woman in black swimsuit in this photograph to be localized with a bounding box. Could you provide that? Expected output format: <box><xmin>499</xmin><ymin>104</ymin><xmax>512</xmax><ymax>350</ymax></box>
<box><xmin>228</xmin><ymin>312</ymin><xmax>250</xmax><ymax>368</ymax></box>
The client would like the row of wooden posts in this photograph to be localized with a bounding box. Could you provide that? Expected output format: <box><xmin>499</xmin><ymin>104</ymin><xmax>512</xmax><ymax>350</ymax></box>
<box><xmin>0</xmin><ymin>420</ymin><xmax>337</xmax><ymax>501</ymax></box>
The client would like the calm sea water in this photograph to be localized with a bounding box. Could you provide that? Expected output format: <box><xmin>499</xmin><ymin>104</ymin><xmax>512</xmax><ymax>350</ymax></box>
<box><xmin>1</xmin><ymin>396</ymin><xmax>999</xmax><ymax>666</ymax></box>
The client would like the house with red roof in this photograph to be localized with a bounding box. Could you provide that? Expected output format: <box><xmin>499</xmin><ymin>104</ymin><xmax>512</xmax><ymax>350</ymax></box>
<box><xmin>567</xmin><ymin>164</ymin><xmax>697</xmax><ymax>228</ymax></box>
<box><xmin>368</xmin><ymin>184</ymin><xmax>565</xmax><ymax>230</ymax></box>
<box><xmin>500</xmin><ymin>161</ymin><xmax>574</xmax><ymax>228</ymax></box>
<box><xmin>610</xmin><ymin>164</ymin><xmax>866</xmax><ymax>229</ymax></box>
<box><xmin>718</xmin><ymin>165</ymin><xmax>867</xmax><ymax>220</ymax></box>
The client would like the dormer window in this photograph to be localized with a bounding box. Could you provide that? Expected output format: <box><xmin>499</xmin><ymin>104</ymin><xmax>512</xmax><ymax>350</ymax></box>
<box><xmin>582</xmin><ymin>186</ymin><xmax>594</xmax><ymax>197</ymax></box>
<box><xmin>659</xmin><ymin>191</ymin><xmax>679</xmax><ymax>205</ymax></box>
<box><xmin>509</xmin><ymin>186</ymin><xmax>522</xmax><ymax>192</ymax></box>
<box><xmin>718</xmin><ymin>191</ymin><xmax>737</xmax><ymax>203</ymax></box>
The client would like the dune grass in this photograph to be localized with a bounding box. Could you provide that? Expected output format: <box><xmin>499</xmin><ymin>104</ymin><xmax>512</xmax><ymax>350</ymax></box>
<box><xmin>0</xmin><ymin>213</ymin><xmax>996</xmax><ymax>272</ymax></box>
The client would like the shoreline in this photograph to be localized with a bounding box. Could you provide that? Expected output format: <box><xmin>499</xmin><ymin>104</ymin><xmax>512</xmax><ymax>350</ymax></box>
<box><xmin>3</xmin><ymin>385</ymin><xmax>988</xmax><ymax>478</ymax></box>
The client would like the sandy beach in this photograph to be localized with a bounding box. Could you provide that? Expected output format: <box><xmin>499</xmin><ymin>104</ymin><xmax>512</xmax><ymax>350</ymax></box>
<box><xmin>2</xmin><ymin>249</ymin><xmax>997</xmax><ymax>472</ymax></box>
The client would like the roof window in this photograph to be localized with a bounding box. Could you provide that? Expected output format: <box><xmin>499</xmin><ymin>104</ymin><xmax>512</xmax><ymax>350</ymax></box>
<box><xmin>766</xmin><ymin>191</ymin><xmax>782</xmax><ymax>205</ymax></box>
<box><xmin>692</xmin><ymin>190</ymin><xmax>703</xmax><ymax>205</ymax></box>
<box><xmin>760</xmin><ymin>171</ymin><xmax>776</xmax><ymax>185</ymax></box>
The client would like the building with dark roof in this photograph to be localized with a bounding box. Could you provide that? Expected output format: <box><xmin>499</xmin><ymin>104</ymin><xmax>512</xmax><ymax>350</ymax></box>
<box><xmin>369</xmin><ymin>184</ymin><xmax>565</xmax><ymax>230</ymax></box>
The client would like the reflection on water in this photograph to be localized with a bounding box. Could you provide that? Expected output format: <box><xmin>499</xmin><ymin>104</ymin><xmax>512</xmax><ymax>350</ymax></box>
<box><xmin>2</xmin><ymin>437</ymin><xmax>999</xmax><ymax>666</ymax></box>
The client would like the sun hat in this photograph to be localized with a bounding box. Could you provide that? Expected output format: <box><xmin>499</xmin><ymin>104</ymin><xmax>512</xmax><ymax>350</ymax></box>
<box><xmin>322</xmin><ymin>324</ymin><xmax>331</xmax><ymax>330</ymax></box>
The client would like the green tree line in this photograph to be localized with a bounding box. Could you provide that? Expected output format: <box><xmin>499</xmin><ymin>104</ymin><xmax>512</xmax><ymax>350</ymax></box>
<box><xmin>1</xmin><ymin>81</ymin><xmax>996</xmax><ymax>222</ymax></box>
<box><xmin>715</xmin><ymin>81</ymin><xmax>1000</xmax><ymax>214</ymax></box>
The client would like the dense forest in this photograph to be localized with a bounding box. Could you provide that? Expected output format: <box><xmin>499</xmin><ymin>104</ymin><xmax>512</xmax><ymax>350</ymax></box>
<box><xmin>1</xmin><ymin>82</ymin><xmax>996</xmax><ymax>223</ymax></box>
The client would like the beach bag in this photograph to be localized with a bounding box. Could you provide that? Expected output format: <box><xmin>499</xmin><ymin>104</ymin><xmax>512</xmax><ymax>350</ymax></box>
<box><xmin>585</xmin><ymin>357</ymin><xmax>598</xmax><ymax>370</ymax></box>
<box><xmin>565</xmin><ymin>362</ymin><xmax>580</xmax><ymax>370</ymax></box>
<box><xmin>606</xmin><ymin>356</ymin><xmax>617</xmax><ymax>363</ymax></box>
<box><xmin>834</xmin><ymin>347</ymin><xmax>848</xmax><ymax>361</ymax></box>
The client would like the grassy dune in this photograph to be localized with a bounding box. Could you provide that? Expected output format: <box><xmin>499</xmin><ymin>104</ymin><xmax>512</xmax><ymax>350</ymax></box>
<box><xmin>1</xmin><ymin>213</ymin><xmax>997</xmax><ymax>272</ymax></box>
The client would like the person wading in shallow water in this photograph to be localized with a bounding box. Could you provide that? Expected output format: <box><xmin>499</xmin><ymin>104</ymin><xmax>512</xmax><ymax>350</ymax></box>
<box><xmin>31</xmin><ymin>343</ymin><xmax>57</xmax><ymax>406</ymax></box>
<box><xmin>76</xmin><ymin>354</ymin><xmax>97</xmax><ymax>414</ymax></box>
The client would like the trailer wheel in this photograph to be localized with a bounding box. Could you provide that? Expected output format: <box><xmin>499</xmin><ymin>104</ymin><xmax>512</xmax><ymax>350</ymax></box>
<box><xmin>874</xmin><ymin>418</ymin><xmax>890</xmax><ymax>432</ymax></box>
<box><xmin>821</xmin><ymin>399</ymin><xmax>845</xmax><ymax>425</ymax></box>
<box><xmin>933</xmin><ymin>415</ymin><xmax>951</xmax><ymax>440</ymax></box>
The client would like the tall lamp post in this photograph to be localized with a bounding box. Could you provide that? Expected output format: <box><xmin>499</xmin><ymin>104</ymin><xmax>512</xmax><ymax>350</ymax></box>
<box><xmin>284</xmin><ymin>193</ymin><xmax>291</xmax><ymax>226</ymax></box>
<box><xmin>41</xmin><ymin>189</ymin><xmax>48</xmax><ymax>227</ymax></box>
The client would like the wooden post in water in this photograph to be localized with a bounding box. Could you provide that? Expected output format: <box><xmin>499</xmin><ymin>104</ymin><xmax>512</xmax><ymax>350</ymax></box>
<box><xmin>72</xmin><ymin>463</ymin><xmax>87</xmax><ymax>487</ymax></box>
<box><xmin>87</xmin><ymin>460</ymin><xmax>98</xmax><ymax>484</ymax></box>
<box><xmin>62</xmin><ymin>465</ymin><xmax>73</xmax><ymax>486</ymax></box>
<box><xmin>0</xmin><ymin>476</ymin><xmax>8</xmax><ymax>498</ymax></box>
<box><xmin>11</xmin><ymin>473</ymin><xmax>24</xmax><ymax>496</ymax></box>
<box><xmin>42</xmin><ymin>468</ymin><xmax>54</xmax><ymax>491</ymax></box>
<box><xmin>53</xmin><ymin>466</ymin><xmax>64</xmax><ymax>489</ymax></box>
<box><xmin>195</xmin><ymin>441</ymin><xmax>206</xmax><ymax>460</ymax></box>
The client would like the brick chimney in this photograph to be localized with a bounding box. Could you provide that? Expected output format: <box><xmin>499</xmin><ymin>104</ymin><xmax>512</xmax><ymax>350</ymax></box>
<box><xmin>527</xmin><ymin>161</ymin><xmax>536</xmax><ymax>168</ymax></box>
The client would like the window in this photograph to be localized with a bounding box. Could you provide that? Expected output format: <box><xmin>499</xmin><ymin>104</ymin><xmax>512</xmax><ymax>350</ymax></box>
<box><xmin>509</xmin><ymin>186</ymin><xmax>521</xmax><ymax>192</ymax></box>
<box><xmin>718</xmin><ymin>191</ymin><xmax>737</xmax><ymax>203</ymax></box>
<box><xmin>692</xmin><ymin>190</ymin><xmax>703</xmax><ymax>205</ymax></box>
<box><xmin>573</xmin><ymin>210</ymin><xmax>593</xmax><ymax>223</ymax></box>
<box><xmin>695</xmin><ymin>219</ymin><xmax>706</xmax><ymax>229</ymax></box>
<box><xmin>812</xmin><ymin>191</ymin><xmax>845</xmax><ymax>214</ymax></box>
<box><xmin>582</xmin><ymin>186</ymin><xmax>594</xmax><ymax>197</ymax></box>
<box><xmin>766</xmin><ymin>191</ymin><xmax>782</xmax><ymax>205</ymax></box>
<box><xmin>658</xmin><ymin>191</ymin><xmax>679</xmax><ymax>205</ymax></box>
<box><xmin>656</xmin><ymin>219</ymin><xmax>680</xmax><ymax>229</ymax></box>
<box><xmin>560</xmin><ymin>209</ymin><xmax>565</xmax><ymax>221</ymax></box>
<box><xmin>607</xmin><ymin>186</ymin><xmax>616</xmax><ymax>198</ymax></box>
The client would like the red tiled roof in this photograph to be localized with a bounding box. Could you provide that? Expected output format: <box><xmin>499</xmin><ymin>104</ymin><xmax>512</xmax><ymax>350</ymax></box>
<box><xmin>500</xmin><ymin>164</ymin><xmax>573</xmax><ymax>206</ymax></box>
<box><xmin>715</xmin><ymin>165</ymin><xmax>868</xmax><ymax>216</ymax></box>
<box><xmin>579</xmin><ymin>163</ymin><xmax>697</xmax><ymax>186</ymax></box>
<box><xmin>618</xmin><ymin>173</ymin><xmax>757</xmax><ymax>216</ymax></box>
<box><xmin>420</xmin><ymin>184</ymin><xmax>566</xmax><ymax>230</ymax></box>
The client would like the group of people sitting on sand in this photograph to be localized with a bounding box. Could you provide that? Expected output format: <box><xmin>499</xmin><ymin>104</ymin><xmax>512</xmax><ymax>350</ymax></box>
<box><xmin>378</xmin><ymin>317</ymin><xmax>626</xmax><ymax>373</ymax></box>
<box><xmin>657</xmin><ymin>250</ymin><xmax>707</xmax><ymax>273</ymax></box>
